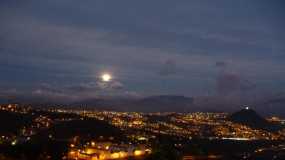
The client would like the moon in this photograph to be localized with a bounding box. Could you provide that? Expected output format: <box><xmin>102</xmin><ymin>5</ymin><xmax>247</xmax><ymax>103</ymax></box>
<box><xmin>101</xmin><ymin>73</ymin><xmax>112</xmax><ymax>82</ymax></box>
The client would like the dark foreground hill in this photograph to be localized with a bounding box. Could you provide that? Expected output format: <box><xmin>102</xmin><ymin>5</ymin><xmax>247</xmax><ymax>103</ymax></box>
<box><xmin>44</xmin><ymin>118</ymin><xmax>125</xmax><ymax>141</ymax></box>
<box><xmin>0</xmin><ymin>111</ymin><xmax>32</xmax><ymax>134</ymax></box>
<box><xmin>229</xmin><ymin>108</ymin><xmax>283</xmax><ymax>131</ymax></box>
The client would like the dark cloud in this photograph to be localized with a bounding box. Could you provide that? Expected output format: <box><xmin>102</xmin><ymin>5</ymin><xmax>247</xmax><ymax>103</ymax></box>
<box><xmin>159</xmin><ymin>59</ymin><xmax>178</xmax><ymax>76</ymax></box>
<box><xmin>0</xmin><ymin>0</ymin><xmax>285</xmax><ymax>99</ymax></box>
<box><xmin>66</xmin><ymin>81</ymin><xmax>124</xmax><ymax>92</ymax></box>
<box><xmin>216</xmin><ymin>64</ymin><xmax>256</xmax><ymax>95</ymax></box>
<box><xmin>216</xmin><ymin>72</ymin><xmax>241</xmax><ymax>94</ymax></box>
<box><xmin>96</xmin><ymin>81</ymin><xmax>124</xmax><ymax>90</ymax></box>
<box><xmin>0</xmin><ymin>88</ymin><xmax>19</xmax><ymax>100</ymax></box>
<box><xmin>240</xmin><ymin>79</ymin><xmax>256</xmax><ymax>91</ymax></box>
<box><xmin>215</xmin><ymin>61</ymin><xmax>227</xmax><ymax>68</ymax></box>
<box><xmin>215</xmin><ymin>60</ymin><xmax>257</xmax><ymax>96</ymax></box>
<box><xmin>30</xmin><ymin>78</ymin><xmax>125</xmax><ymax>100</ymax></box>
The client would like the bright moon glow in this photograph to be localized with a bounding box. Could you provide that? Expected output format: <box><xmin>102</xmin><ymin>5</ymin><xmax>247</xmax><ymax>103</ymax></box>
<box><xmin>101</xmin><ymin>73</ymin><xmax>112</xmax><ymax>82</ymax></box>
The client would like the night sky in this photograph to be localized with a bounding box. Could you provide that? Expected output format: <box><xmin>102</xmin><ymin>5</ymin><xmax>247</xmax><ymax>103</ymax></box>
<box><xmin>1</xmin><ymin>0</ymin><xmax>285</xmax><ymax>103</ymax></box>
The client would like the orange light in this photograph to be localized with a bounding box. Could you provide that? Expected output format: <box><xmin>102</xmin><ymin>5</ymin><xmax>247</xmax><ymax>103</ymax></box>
<box><xmin>119</xmin><ymin>152</ymin><xmax>127</xmax><ymax>158</ymax></box>
<box><xmin>69</xmin><ymin>151</ymin><xmax>75</xmax><ymax>155</ymax></box>
<box><xmin>85</xmin><ymin>148</ymin><xmax>94</xmax><ymax>154</ymax></box>
<box><xmin>111</xmin><ymin>152</ymin><xmax>120</xmax><ymax>159</ymax></box>
<box><xmin>134</xmin><ymin>150</ymin><xmax>143</xmax><ymax>156</ymax></box>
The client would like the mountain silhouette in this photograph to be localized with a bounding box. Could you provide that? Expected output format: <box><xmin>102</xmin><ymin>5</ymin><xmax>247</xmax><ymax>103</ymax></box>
<box><xmin>71</xmin><ymin>95</ymin><xmax>194</xmax><ymax>112</ymax></box>
<box><xmin>229</xmin><ymin>108</ymin><xmax>282</xmax><ymax>131</ymax></box>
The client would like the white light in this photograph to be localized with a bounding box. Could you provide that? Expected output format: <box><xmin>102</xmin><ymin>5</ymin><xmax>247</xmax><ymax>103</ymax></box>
<box><xmin>245</xmin><ymin>107</ymin><xmax>249</xmax><ymax>110</ymax></box>
<box><xmin>101</xmin><ymin>73</ymin><xmax>112</xmax><ymax>82</ymax></box>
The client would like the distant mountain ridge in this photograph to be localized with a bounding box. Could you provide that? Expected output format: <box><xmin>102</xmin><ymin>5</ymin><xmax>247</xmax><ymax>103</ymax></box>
<box><xmin>71</xmin><ymin>95</ymin><xmax>194</xmax><ymax>113</ymax></box>
<box><xmin>133</xmin><ymin>95</ymin><xmax>194</xmax><ymax>112</ymax></box>
<box><xmin>1</xmin><ymin>94</ymin><xmax>285</xmax><ymax>117</ymax></box>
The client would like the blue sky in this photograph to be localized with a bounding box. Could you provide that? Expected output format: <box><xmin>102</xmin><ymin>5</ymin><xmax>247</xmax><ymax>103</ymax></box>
<box><xmin>1</xmin><ymin>0</ymin><xmax>285</xmax><ymax>101</ymax></box>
